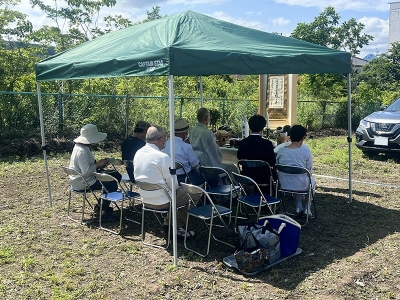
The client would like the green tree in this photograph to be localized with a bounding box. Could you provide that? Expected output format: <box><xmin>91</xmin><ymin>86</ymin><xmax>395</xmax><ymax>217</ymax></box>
<box><xmin>290</xmin><ymin>6</ymin><xmax>373</xmax><ymax>128</ymax></box>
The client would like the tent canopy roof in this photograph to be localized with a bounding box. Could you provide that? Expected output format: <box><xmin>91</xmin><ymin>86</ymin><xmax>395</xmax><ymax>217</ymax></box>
<box><xmin>35</xmin><ymin>10</ymin><xmax>351</xmax><ymax>81</ymax></box>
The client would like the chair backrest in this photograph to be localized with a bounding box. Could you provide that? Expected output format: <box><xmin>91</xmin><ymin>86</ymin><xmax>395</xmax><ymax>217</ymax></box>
<box><xmin>175</xmin><ymin>161</ymin><xmax>191</xmax><ymax>184</ymax></box>
<box><xmin>61</xmin><ymin>165</ymin><xmax>92</xmax><ymax>190</ymax></box>
<box><xmin>94</xmin><ymin>172</ymin><xmax>120</xmax><ymax>194</ymax></box>
<box><xmin>180</xmin><ymin>182</ymin><xmax>216</xmax><ymax>207</ymax></box>
<box><xmin>237</xmin><ymin>159</ymin><xmax>274</xmax><ymax>185</ymax></box>
<box><xmin>199</xmin><ymin>166</ymin><xmax>235</xmax><ymax>187</ymax></box>
<box><xmin>135</xmin><ymin>181</ymin><xmax>172</xmax><ymax>202</ymax></box>
<box><xmin>275</xmin><ymin>164</ymin><xmax>312</xmax><ymax>193</ymax></box>
<box><xmin>61</xmin><ymin>165</ymin><xmax>80</xmax><ymax>176</ymax></box>
<box><xmin>232</xmin><ymin>172</ymin><xmax>264</xmax><ymax>195</ymax></box>
<box><xmin>276</xmin><ymin>164</ymin><xmax>310</xmax><ymax>176</ymax></box>
<box><xmin>237</xmin><ymin>159</ymin><xmax>270</xmax><ymax>170</ymax></box>
<box><xmin>199</xmin><ymin>166</ymin><xmax>225</xmax><ymax>176</ymax></box>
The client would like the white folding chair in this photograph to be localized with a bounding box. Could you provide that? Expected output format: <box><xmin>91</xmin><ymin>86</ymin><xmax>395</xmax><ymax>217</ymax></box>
<box><xmin>180</xmin><ymin>182</ymin><xmax>235</xmax><ymax>257</ymax></box>
<box><xmin>232</xmin><ymin>172</ymin><xmax>280</xmax><ymax>228</ymax></box>
<box><xmin>275</xmin><ymin>164</ymin><xmax>317</xmax><ymax>227</ymax></box>
<box><xmin>61</xmin><ymin>165</ymin><xmax>98</xmax><ymax>225</ymax></box>
<box><xmin>95</xmin><ymin>172</ymin><xmax>141</xmax><ymax>234</ymax></box>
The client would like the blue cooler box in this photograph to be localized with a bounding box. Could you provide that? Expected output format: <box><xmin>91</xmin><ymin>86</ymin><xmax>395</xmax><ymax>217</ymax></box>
<box><xmin>258</xmin><ymin>214</ymin><xmax>301</xmax><ymax>257</ymax></box>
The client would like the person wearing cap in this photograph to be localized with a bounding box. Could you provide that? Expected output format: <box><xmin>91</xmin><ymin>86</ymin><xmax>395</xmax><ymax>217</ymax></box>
<box><xmin>121</xmin><ymin>120</ymin><xmax>151</xmax><ymax>183</ymax></box>
<box><xmin>69</xmin><ymin>124</ymin><xmax>121</xmax><ymax>221</ymax></box>
<box><xmin>134</xmin><ymin>125</ymin><xmax>196</xmax><ymax>238</ymax></box>
<box><xmin>162</xmin><ymin>118</ymin><xmax>204</xmax><ymax>186</ymax></box>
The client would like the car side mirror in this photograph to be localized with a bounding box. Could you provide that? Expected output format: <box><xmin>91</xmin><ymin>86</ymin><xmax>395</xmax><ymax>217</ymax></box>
<box><xmin>380</xmin><ymin>105</ymin><xmax>388</xmax><ymax>111</ymax></box>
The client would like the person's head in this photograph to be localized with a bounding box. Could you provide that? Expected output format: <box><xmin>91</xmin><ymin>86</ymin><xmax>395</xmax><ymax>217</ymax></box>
<box><xmin>146</xmin><ymin>125</ymin><xmax>167</xmax><ymax>150</ymax></box>
<box><xmin>248</xmin><ymin>114</ymin><xmax>266</xmax><ymax>133</ymax></box>
<box><xmin>197</xmin><ymin>107</ymin><xmax>210</xmax><ymax>125</ymax></box>
<box><xmin>174</xmin><ymin>117</ymin><xmax>190</xmax><ymax>140</ymax></box>
<box><xmin>133</xmin><ymin>120</ymin><xmax>151</xmax><ymax>140</ymax></box>
<box><xmin>289</xmin><ymin>125</ymin><xmax>307</xmax><ymax>142</ymax></box>
<box><xmin>74</xmin><ymin>124</ymin><xmax>107</xmax><ymax>145</ymax></box>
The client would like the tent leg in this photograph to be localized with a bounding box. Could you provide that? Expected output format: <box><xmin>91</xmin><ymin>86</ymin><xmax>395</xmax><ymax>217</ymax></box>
<box><xmin>168</xmin><ymin>75</ymin><xmax>178</xmax><ymax>267</ymax></box>
<box><xmin>200</xmin><ymin>75</ymin><xmax>204</xmax><ymax>107</ymax></box>
<box><xmin>37</xmin><ymin>82</ymin><xmax>52</xmax><ymax>207</ymax></box>
<box><xmin>347</xmin><ymin>74</ymin><xmax>352</xmax><ymax>203</ymax></box>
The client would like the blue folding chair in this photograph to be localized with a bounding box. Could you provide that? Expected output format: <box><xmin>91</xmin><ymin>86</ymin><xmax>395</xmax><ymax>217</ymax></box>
<box><xmin>95</xmin><ymin>172</ymin><xmax>141</xmax><ymax>234</ymax></box>
<box><xmin>232</xmin><ymin>172</ymin><xmax>280</xmax><ymax>228</ymax></box>
<box><xmin>181</xmin><ymin>182</ymin><xmax>235</xmax><ymax>257</ymax></box>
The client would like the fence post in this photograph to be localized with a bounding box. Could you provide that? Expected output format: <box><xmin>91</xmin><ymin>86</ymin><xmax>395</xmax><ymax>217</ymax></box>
<box><xmin>222</xmin><ymin>98</ymin><xmax>226</xmax><ymax>124</ymax></box>
<box><xmin>125</xmin><ymin>95</ymin><xmax>130</xmax><ymax>139</ymax></box>
<box><xmin>179</xmin><ymin>97</ymin><xmax>184</xmax><ymax>118</ymax></box>
<box><xmin>58</xmin><ymin>93</ymin><xmax>63</xmax><ymax>137</ymax></box>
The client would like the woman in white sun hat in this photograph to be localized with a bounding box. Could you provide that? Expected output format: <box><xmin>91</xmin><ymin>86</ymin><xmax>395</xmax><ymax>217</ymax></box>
<box><xmin>69</xmin><ymin>124</ymin><xmax>121</xmax><ymax>221</ymax></box>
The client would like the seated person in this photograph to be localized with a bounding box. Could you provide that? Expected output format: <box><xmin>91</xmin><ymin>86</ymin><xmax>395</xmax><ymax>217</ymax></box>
<box><xmin>69</xmin><ymin>124</ymin><xmax>121</xmax><ymax>221</ymax></box>
<box><xmin>276</xmin><ymin>124</ymin><xmax>316</xmax><ymax>216</ymax></box>
<box><xmin>121</xmin><ymin>121</ymin><xmax>151</xmax><ymax>183</ymax></box>
<box><xmin>237</xmin><ymin>114</ymin><xmax>276</xmax><ymax>192</ymax></box>
<box><xmin>190</xmin><ymin>107</ymin><xmax>238</xmax><ymax>186</ymax></box>
<box><xmin>133</xmin><ymin>125</ymin><xmax>197</xmax><ymax>237</ymax></box>
<box><xmin>162</xmin><ymin>118</ymin><xmax>205</xmax><ymax>186</ymax></box>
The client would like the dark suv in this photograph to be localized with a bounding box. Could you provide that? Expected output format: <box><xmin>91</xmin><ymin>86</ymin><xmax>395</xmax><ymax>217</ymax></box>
<box><xmin>355</xmin><ymin>97</ymin><xmax>400</xmax><ymax>154</ymax></box>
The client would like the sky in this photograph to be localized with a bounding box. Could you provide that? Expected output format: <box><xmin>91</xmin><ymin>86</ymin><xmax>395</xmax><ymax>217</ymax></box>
<box><xmin>12</xmin><ymin>0</ymin><xmax>393</xmax><ymax>59</ymax></box>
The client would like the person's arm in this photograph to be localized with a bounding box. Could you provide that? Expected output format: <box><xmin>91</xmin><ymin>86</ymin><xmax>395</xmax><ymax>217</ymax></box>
<box><xmin>264</xmin><ymin>141</ymin><xmax>276</xmax><ymax>166</ymax></box>
<box><xmin>306</xmin><ymin>150</ymin><xmax>314</xmax><ymax>174</ymax></box>
<box><xmin>76</xmin><ymin>149</ymin><xmax>99</xmax><ymax>176</ymax></box>
<box><xmin>186</xmin><ymin>145</ymin><xmax>199</xmax><ymax>170</ymax></box>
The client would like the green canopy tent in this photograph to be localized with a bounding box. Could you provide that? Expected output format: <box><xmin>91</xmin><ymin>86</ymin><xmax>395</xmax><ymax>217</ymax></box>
<box><xmin>35</xmin><ymin>10</ymin><xmax>352</xmax><ymax>266</ymax></box>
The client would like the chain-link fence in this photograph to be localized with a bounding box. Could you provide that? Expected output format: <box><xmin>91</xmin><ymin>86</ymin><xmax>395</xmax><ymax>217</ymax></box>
<box><xmin>0</xmin><ymin>91</ymin><xmax>379</xmax><ymax>142</ymax></box>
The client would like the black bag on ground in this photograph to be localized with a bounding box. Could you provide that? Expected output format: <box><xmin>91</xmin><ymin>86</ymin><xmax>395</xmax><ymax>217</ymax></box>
<box><xmin>234</xmin><ymin>232</ymin><xmax>269</xmax><ymax>275</ymax></box>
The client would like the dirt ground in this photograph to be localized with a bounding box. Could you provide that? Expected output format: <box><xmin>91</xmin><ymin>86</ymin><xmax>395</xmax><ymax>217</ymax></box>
<box><xmin>0</xmin><ymin>134</ymin><xmax>399</xmax><ymax>299</ymax></box>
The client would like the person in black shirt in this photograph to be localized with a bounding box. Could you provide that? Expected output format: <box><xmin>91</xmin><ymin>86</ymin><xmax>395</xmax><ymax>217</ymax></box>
<box><xmin>237</xmin><ymin>114</ymin><xmax>276</xmax><ymax>193</ymax></box>
<box><xmin>121</xmin><ymin>120</ymin><xmax>151</xmax><ymax>183</ymax></box>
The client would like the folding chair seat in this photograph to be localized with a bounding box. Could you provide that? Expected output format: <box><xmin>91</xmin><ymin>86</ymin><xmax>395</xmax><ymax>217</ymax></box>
<box><xmin>275</xmin><ymin>164</ymin><xmax>317</xmax><ymax>227</ymax></box>
<box><xmin>94</xmin><ymin>172</ymin><xmax>141</xmax><ymax>234</ymax></box>
<box><xmin>135</xmin><ymin>181</ymin><xmax>186</xmax><ymax>249</ymax></box>
<box><xmin>237</xmin><ymin>159</ymin><xmax>276</xmax><ymax>195</ymax></box>
<box><xmin>180</xmin><ymin>183</ymin><xmax>235</xmax><ymax>257</ymax></box>
<box><xmin>61</xmin><ymin>165</ymin><xmax>98</xmax><ymax>225</ymax></box>
<box><xmin>232</xmin><ymin>172</ymin><xmax>280</xmax><ymax>228</ymax></box>
<box><xmin>198</xmin><ymin>166</ymin><xmax>241</xmax><ymax>221</ymax></box>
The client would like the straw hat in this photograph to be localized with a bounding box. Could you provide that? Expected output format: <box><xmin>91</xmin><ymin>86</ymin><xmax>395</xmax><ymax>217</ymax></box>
<box><xmin>175</xmin><ymin>118</ymin><xmax>190</xmax><ymax>133</ymax></box>
<box><xmin>74</xmin><ymin>124</ymin><xmax>107</xmax><ymax>144</ymax></box>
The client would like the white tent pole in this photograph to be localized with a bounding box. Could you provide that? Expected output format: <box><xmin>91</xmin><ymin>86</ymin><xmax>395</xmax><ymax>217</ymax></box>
<box><xmin>37</xmin><ymin>82</ymin><xmax>53</xmax><ymax>207</ymax></box>
<box><xmin>347</xmin><ymin>73</ymin><xmax>353</xmax><ymax>202</ymax></box>
<box><xmin>200</xmin><ymin>75</ymin><xmax>204</xmax><ymax>107</ymax></box>
<box><xmin>168</xmin><ymin>75</ymin><xmax>178</xmax><ymax>266</ymax></box>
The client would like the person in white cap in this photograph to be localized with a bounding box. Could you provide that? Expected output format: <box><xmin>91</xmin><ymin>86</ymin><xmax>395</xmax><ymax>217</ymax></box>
<box><xmin>69</xmin><ymin>124</ymin><xmax>121</xmax><ymax>222</ymax></box>
<box><xmin>163</xmin><ymin>118</ymin><xmax>204</xmax><ymax>186</ymax></box>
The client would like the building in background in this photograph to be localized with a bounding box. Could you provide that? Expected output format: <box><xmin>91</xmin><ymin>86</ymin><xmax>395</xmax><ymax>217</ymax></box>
<box><xmin>389</xmin><ymin>2</ymin><xmax>400</xmax><ymax>49</ymax></box>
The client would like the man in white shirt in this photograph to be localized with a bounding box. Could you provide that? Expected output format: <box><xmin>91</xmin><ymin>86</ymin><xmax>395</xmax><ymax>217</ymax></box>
<box><xmin>163</xmin><ymin>118</ymin><xmax>204</xmax><ymax>185</ymax></box>
<box><xmin>133</xmin><ymin>125</ymin><xmax>195</xmax><ymax>237</ymax></box>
